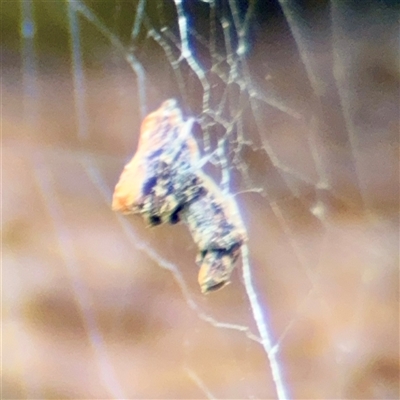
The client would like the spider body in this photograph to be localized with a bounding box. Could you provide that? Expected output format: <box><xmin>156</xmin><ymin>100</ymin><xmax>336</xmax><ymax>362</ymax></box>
<box><xmin>112</xmin><ymin>99</ymin><xmax>202</xmax><ymax>224</ymax></box>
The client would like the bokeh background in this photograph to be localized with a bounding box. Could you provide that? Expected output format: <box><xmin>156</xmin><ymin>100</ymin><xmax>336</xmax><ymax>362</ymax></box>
<box><xmin>2</xmin><ymin>1</ymin><xmax>399</xmax><ymax>399</ymax></box>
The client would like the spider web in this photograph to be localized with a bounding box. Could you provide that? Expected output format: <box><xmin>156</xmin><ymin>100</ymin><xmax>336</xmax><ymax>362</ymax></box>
<box><xmin>3</xmin><ymin>0</ymin><xmax>399</xmax><ymax>399</ymax></box>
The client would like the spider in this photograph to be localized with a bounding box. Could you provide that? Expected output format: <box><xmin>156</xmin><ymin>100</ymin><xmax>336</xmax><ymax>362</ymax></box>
<box><xmin>112</xmin><ymin>99</ymin><xmax>247</xmax><ymax>293</ymax></box>
<box><xmin>112</xmin><ymin>99</ymin><xmax>203</xmax><ymax>225</ymax></box>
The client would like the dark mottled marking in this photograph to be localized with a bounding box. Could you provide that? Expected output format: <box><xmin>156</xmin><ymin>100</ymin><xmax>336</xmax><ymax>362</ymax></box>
<box><xmin>142</xmin><ymin>176</ymin><xmax>157</xmax><ymax>195</ymax></box>
<box><xmin>149</xmin><ymin>215</ymin><xmax>162</xmax><ymax>225</ymax></box>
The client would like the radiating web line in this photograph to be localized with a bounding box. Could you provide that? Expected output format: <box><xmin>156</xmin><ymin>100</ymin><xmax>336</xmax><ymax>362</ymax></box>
<box><xmin>330</xmin><ymin>0</ymin><xmax>367</xmax><ymax>212</ymax></box>
<box><xmin>241</xmin><ymin>244</ymin><xmax>290</xmax><ymax>400</ymax></box>
<box><xmin>67</xmin><ymin>0</ymin><xmax>89</xmax><ymax>140</ymax></box>
<box><xmin>277</xmin><ymin>0</ymin><xmax>326</xmax><ymax>98</ymax></box>
<box><xmin>185</xmin><ymin>367</ymin><xmax>216</xmax><ymax>399</ymax></box>
<box><xmin>130</xmin><ymin>0</ymin><xmax>146</xmax><ymax>41</ymax></box>
<box><xmin>268</xmin><ymin>201</ymin><xmax>337</xmax><ymax>334</ymax></box>
<box><xmin>20</xmin><ymin>0</ymin><xmax>39</xmax><ymax>128</ymax></box>
<box><xmin>274</xmin><ymin>287</ymin><xmax>317</xmax><ymax>350</ymax></box>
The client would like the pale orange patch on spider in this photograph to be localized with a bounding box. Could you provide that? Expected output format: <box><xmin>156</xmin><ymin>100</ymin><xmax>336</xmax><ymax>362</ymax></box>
<box><xmin>111</xmin><ymin>156</ymin><xmax>146</xmax><ymax>214</ymax></box>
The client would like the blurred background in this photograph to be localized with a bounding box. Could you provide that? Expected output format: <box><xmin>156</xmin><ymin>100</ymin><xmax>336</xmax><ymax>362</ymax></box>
<box><xmin>2</xmin><ymin>0</ymin><xmax>399</xmax><ymax>399</ymax></box>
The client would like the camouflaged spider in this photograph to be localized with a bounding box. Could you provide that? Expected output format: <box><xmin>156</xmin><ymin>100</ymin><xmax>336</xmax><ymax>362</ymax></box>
<box><xmin>112</xmin><ymin>99</ymin><xmax>204</xmax><ymax>225</ymax></box>
<box><xmin>112</xmin><ymin>99</ymin><xmax>247</xmax><ymax>293</ymax></box>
